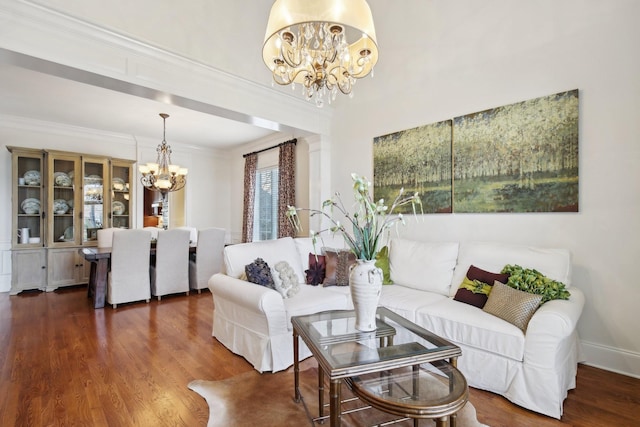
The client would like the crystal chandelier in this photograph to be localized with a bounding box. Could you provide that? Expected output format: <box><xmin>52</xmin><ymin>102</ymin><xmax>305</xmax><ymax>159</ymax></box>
<box><xmin>262</xmin><ymin>0</ymin><xmax>378</xmax><ymax>107</ymax></box>
<box><xmin>139</xmin><ymin>113</ymin><xmax>188</xmax><ymax>195</ymax></box>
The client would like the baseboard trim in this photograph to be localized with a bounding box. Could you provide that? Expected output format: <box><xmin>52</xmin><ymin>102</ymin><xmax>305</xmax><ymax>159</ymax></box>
<box><xmin>581</xmin><ymin>340</ymin><xmax>640</xmax><ymax>379</ymax></box>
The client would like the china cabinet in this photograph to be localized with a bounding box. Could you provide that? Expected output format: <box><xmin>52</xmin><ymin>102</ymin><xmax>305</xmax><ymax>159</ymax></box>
<box><xmin>7</xmin><ymin>146</ymin><xmax>136</xmax><ymax>294</ymax></box>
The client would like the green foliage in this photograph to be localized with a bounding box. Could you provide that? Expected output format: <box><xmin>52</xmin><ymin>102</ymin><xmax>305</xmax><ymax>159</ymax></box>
<box><xmin>375</xmin><ymin>246</ymin><xmax>393</xmax><ymax>285</ymax></box>
<box><xmin>501</xmin><ymin>264</ymin><xmax>571</xmax><ymax>303</ymax></box>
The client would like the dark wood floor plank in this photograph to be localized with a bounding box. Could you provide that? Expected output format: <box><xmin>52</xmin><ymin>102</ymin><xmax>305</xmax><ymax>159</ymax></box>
<box><xmin>1</xmin><ymin>287</ymin><xmax>639</xmax><ymax>426</ymax></box>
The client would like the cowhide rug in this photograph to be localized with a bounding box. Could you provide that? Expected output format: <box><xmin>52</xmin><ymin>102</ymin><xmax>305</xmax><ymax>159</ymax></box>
<box><xmin>189</xmin><ymin>362</ymin><xmax>489</xmax><ymax>427</ymax></box>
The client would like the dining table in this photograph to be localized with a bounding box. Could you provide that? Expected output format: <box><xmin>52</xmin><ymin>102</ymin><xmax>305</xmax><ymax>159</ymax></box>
<box><xmin>80</xmin><ymin>244</ymin><xmax>196</xmax><ymax>309</ymax></box>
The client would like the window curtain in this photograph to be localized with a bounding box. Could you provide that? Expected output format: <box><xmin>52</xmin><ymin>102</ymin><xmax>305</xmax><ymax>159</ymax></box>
<box><xmin>278</xmin><ymin>141</ymin><xmax>296</xmax><ymax>238</ymax></box>
<box><xmin>241</xmin><ymin>153</ymin><xmax>257</xmax><ymax>243</ymax></box>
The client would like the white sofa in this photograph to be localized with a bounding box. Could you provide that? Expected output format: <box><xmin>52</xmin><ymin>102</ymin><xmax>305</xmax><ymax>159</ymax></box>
<box><xmin>208</xmin><ymin>236</ymin><xmax>585</xmax><ymax>419</ymax></box>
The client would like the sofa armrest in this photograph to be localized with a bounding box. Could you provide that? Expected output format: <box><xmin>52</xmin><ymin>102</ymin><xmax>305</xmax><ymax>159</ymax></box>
<box><xmin>523</xmin><ymin>287</ymin><xmax>585</xmax><ymax>367</ymax></box>
<box><xmin>208</xmin><ymin>273</ymin><xmax>288</xmax><ymax>337</ymax></box>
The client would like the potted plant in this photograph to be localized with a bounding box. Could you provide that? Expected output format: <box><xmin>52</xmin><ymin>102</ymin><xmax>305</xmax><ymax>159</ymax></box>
<box><xmin>286</xmin><ymin>173</ymin><xmax>421</xmax><ymax>330</ymax></box>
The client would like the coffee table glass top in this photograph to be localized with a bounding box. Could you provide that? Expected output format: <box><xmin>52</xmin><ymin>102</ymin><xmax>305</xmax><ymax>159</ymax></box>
<box><xmin>292</xmin><ymin>307</ymin><xmax>461</xmax><ymax>378</ymax></box>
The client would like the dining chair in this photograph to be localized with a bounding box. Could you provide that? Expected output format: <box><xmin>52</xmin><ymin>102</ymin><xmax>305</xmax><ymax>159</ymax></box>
<box><xmin>150</xmin><ymin>228</ymin><xmax>190</xmax><ymax>300</ymax></box>
<box><xmin>176</xmin><ymin>226</ymin><xmax>198</xmax><ymax>245</ymax></box>
<box><xmin>189</xmin><ymin>227</ymin><xmax>226</xmax><ymax>293</ymax></box>
<box><xmin>107</xmin><ymin>229</ymin><xmax>152</xmax><ymax>308</ymax></box>
<box><xmin>143</xmin><ymin>226</ymin><xmax>160</xmax><ymax>241</ymax></box>
<box><xmin>97</xmin><ymin>227</ymin><xmax>116</xmax><ymax>248</ymax></box>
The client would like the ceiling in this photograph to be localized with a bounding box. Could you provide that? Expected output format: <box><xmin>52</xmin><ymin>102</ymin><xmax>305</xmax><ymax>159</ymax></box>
<box><xmin>0</xmin><ymin>55</ymin><xmax>279</xmax><ymax>150</ymax></box>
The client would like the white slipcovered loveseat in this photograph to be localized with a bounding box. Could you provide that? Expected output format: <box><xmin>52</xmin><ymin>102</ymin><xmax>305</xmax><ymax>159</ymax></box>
<box><xmin>208</xmin><ymin>236</ymin><xmax>584</xmax><ymax>419</ymax></box>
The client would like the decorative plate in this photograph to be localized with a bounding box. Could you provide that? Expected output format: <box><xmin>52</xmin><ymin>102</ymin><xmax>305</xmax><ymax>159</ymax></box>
<box><xmin>67</xmin><ymin>199</ymin><xmax>74</xmax><ymax>209</ymax></box>
<box><xmin>112</xmin><ymin>201</ymin><xmax>126</xmax><ymax>215</ymax></box>
<box><xmin>21</xmin><ymin>198</ymin><xmax>41</xmax><ymax>214</ymax></box>
<box><xmin>84</xmin><ymin>174</ymin><xmax>103</xmax><ymax>185</ymax></box>
<box><xmin>24</xmin><ymin>170</ymin><xmax>41</xmax><ymax>185</ymax></box>
<box><xmin>112</xmin><ymin>177</ymin><xmax>125</xmax><ymax>191</ymax></box>
<box><xmin>54</xmin><ymin>172</ymin><xmax>72</xmax><ymax>187</ymax></box>
<box><xmin>54</xmin><ymin>199</ymin><xmax>69</xmax><ymax>214</ymax></box>
<box><xmin>63</xmin><ymin>226</ymin><xmax>74</xmax><ymax>241</ymax></box>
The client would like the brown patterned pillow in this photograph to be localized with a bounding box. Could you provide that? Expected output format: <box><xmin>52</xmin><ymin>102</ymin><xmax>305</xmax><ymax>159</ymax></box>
<box><xmin>323</xmin><ymin>248</ymin><xmax>356</xmax><ymax>287</ymax></box>
<box><xmin>483</xmin><ymin>281</ymin><xmax>543</xmax><ymax>332</ymax></box>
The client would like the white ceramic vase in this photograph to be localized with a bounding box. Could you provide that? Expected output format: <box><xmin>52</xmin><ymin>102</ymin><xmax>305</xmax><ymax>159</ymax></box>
<box><xmin>349</xmin><ymin>259</ymin><xmax>383</xmax><ymax>332</ymax></box>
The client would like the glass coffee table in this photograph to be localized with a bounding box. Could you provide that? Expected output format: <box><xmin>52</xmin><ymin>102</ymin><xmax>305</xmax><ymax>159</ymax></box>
<box><xmin>291</xmin><ymin>307</ymin><xmax>466</xmax><ymax>427</ymax></box>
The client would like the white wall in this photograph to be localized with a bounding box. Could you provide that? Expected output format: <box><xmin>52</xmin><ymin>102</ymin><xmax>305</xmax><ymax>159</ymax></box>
<box><xmin>329</xmin><ymin>1</ymin><xmax>640</xmax><ymax>377</ymax></box>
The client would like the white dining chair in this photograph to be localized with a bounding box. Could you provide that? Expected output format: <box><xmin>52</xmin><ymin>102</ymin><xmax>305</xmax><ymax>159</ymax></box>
<box><xmin>189</xmin><ymin>228</ymin><xmax>226</xmax><ymax>293</ymax></box>
<box><xmin>107</xmin><ymin>229</ymin><xmax>152</xmax><ymax>308</ymax></box>
<box><xmin>97</xmin><ymin>227</ymin><xmax>116</xmax><ymax>248</ymax></box>
<box><xmin>176</xmin><ymin>226</ymin><xmax>198</xmax><ymax>245</ymax></box>
<box><xmin>150</xmin><ymin>228</ymin><xmax>190</xmax><ymax>300</ymax></box>
<box><xmin>143</xmin><ymin>226</ymin><xmax>160</xmax><ymax>241</ymax></box>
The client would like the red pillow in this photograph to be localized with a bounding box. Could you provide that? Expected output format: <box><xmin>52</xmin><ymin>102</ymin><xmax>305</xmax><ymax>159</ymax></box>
<box><xmin>453</xmin><ymin>265</ymin><xmax>510</xmax><ymax>308</ymax></box>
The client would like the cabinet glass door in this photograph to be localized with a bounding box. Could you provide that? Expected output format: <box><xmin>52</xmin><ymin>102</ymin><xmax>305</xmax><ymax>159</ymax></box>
<box><xmin>82</xmin><ymin>158</ymin><xmax>108</xmax><ymax>244</ymax></box>
<box><xmin>110</xmin><ymin>160</ymin><xmax>133</xmax><ymax>229</ymax></box>
<box><xmin>13</xmin><ymin>149</ymin><xmax>44</xmax><ymax>248</ymax></box>
<box><xmin>49</xmin><ymin>153</ymin><xmax>79</xmax><ymax>246</ymax></box>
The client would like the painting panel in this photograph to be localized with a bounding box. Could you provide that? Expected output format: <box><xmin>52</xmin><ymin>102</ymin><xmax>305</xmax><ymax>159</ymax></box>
<box><xmin>374</xmin><ymin>120</ymin><xmax>452</xmax><ymax>214</ymax></box>
<box><xmin>453</xmin><ymin>89</ymin><xmax>579</xmax><ymax>213</ymax></box>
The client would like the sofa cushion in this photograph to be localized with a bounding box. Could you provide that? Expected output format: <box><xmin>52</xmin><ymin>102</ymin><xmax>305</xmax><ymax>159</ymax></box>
<box><xmin>323</xmin><ymin>248</ymin><xmax>355</xmax><ymax>287</ymax></box>
<box><xmin>450</xmin><ymin>242</ymin><xmax>572</xmax><ymax>297</ymax></box>
<box><xmin>305</xmin><ymin>253</ymin><xmax>326</xmax><ymax>286</ymax></box>
<box><xmin>245</xmin><ymin>258</ymin><xmax>275</xmax><ymax>289</ymax></box>
<box><xmin>453</xmin><ymin>265</ymin><xmax>510</xmax><ymax>308</ymax></box>
<box><xmin>483</xmin><ymin>281</ymin><xmax>543</xmax><ymax>332</ymax></box>
<box><xmin>271</xmin><ymin>261</ymin><xmax>300</xmax><ymax>298</ymax></box>
<box><xmin>283</xmin><ymin>285</ymin><xmax>351</xmax><ymax>330</ymax></box>
<box><xmin>389</xmin><ymin>239</ymin><xmax>459</xmax><ymax>296</ymax></box>
<box><xmin>415</xmin><ymin>297</ymin><xmax>526</xmax><ymax>362</ymax></box>
<box><xmin>375</xmin><ymin>245</ymin><xmax>393</xmax><ymax>285</ymax></box>
<box><xmin>224</xmin><ymin>237</ymin><xmax>305</xmax><ymax>282</ymax></box>
<box><xmin>380</xmin><ymin>285</ymin><xmax>448</xmax><ymax>323</ymax></box>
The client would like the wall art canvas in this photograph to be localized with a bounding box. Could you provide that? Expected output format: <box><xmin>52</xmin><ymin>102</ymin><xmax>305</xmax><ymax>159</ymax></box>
<box><xmin>453</xmin><ymin>89</ymin><xmax>579</xmax><ymax>213</ymax></box>
<box><xmin>374</xmin><ymin>120</ymin><xmax>452</xmax><ymax>214</ymax></box>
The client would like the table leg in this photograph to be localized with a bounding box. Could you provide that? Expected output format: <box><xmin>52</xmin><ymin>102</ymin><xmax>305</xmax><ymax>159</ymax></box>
<box><xmin>318</xmin><ymin>365</ymin><xmax>325</xmax><ymax>420</ymax></box>
<box><xmin>293</xmin><ymin>330</ymin><xmax>301</xmax><ymax>402</ymax></box>
<box><xmin>329</xmin><ymin>378</ymin><xmax>341</xmax><ymax>427</ymax></box>
<box><xmin>87</xmin><ymin>261</ymin><xmax>96</xmax><ymax>299</ymax></box>
<box><xmin>93</xmin><ymin>258</ymin><xmax>108</xmax><ymax>309</ymax></box>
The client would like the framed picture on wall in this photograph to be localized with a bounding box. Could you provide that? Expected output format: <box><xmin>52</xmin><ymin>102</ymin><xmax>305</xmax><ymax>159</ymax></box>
<box><xmin>374</xmin><ymin>120</ymin><xmax>453</xmax><ymax>214</ymax></box>
<box><xmin>453</xmin><ymin>90</ymin><xmax>579</xmax><ymax>213</ymax></box>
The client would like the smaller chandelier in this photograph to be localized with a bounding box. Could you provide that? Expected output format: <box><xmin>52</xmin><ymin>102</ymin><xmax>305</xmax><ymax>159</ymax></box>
<box><xmin>262</xmin><ymin>0</ymin><xmax>378</xmax><ymax>107</ymax></box>
<box><xmin>139</xmin><ymin>113</ymin><xmax>188</xmax><ymax>195</ymax></box>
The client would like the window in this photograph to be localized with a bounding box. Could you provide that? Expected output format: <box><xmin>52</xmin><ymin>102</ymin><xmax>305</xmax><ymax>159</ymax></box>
<box><xmin>253</xmin><ymin>167</ymin><xmax>279</xmax><ymax>241</ymax></box>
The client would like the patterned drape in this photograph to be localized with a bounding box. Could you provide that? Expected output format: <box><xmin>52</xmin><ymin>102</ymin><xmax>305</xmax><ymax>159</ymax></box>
<box><xmin>241</xmin><ymin>153</ymin><xmax>257</xmax><ymax>243</ymax></box>
<box><xmin>278</xmin><ymin>141</ymin><xmax>296</xmax><ymax>238</ymax></box>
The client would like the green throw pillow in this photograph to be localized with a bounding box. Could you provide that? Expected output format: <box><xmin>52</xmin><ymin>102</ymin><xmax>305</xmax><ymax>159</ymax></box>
<box><xmin>500</xmin><ymin>264</ymin><xmax>571</xmax><ymax>303</ymax></box>
<box><xmin>375</xmin><ymin>246</ymin><xmax>393</xmax><ymax>285</ymax></box>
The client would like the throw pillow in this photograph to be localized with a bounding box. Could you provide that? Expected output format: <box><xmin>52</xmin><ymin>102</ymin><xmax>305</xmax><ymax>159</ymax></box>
<box><xmin>501</xmin><ymin>264</ymin><xmax>571</xmax><ymax>303</ymax></box>
<box><xmin>245</xmin><ymin>258</ymin><xmax>275</xmax><ymax>289</ymax></box>
<box><xmin>453</xmin><ymin>265</ymin><xmax>510</xmax><ymax>308</ymax></box>
<box><xmin>273</xmin><ymin>261</ymin><xmax>300</xmax><ymax>298</ymax></box>
<box><xmin>483</xmin><ymin>280</ymin><xmax>543</xmax><ymax>332</ymax></box>
<box><xmin>305</xmin><ymin>253</ymin><xmax>326</xmax><ymax>286</ymax></box>
<box><xmin>375</xmin><ymin>246</ymin><xmax>393</xmax><ymax>285</ymax></box>
<box><xmin>323</xmin><ymin>248</ymin><xmax>356</xmax><ymax>287</ymax></box>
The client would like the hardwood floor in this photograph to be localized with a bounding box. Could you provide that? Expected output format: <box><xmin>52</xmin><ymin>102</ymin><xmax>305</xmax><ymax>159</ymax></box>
<box><xmin>1</xmin><ymin>287</ymin><xmax>638</xmax><ymax>427</ymax></box>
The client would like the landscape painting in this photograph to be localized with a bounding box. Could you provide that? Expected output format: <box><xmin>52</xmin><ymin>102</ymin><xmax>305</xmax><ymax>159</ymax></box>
<box><xmin>453</xmin><ymin>89</ymin><xmax>579</xmax><ymax>213</ymax></box>
<box><xmin>374</xmin><ymin>120</ymin><xmax>452</xmax><ymax>214</ymax></box>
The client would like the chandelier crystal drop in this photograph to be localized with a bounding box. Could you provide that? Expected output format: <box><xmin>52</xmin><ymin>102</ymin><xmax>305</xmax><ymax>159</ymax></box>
<box><xmin>262</xmin><ymin>0</ymin><xmax>378</xmax><ymax>107</ymax></box>
<box><xmin>139</xmin><ymin>113</ymin><xmax>188</xmax><ymax>195</ymax></box>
